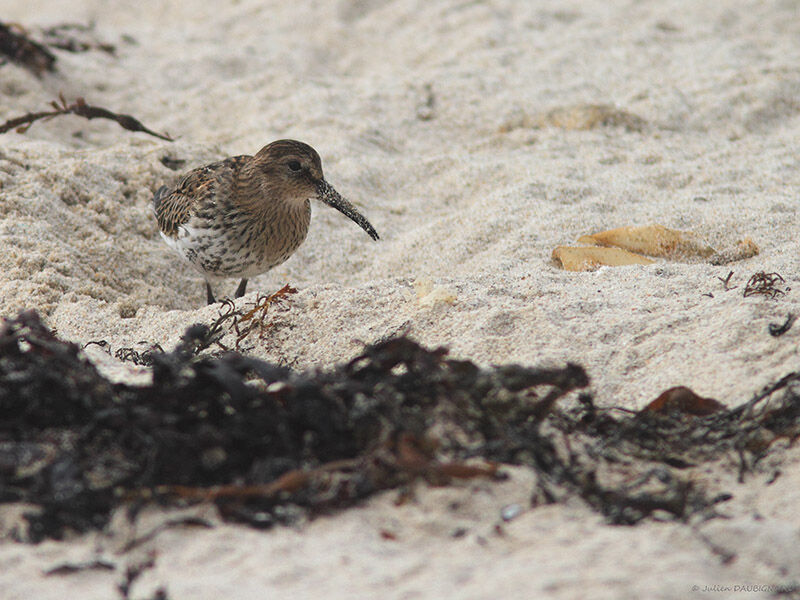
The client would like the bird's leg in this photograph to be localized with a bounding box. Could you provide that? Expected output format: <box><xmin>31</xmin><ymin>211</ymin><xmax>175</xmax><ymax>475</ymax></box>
<box><xmin>235</xmin><ymin>278</ymin><xmax>248</xmax><ymax>298</ymax></box>
<box><xmin>206</xmin><ymin>281</ymin><xmax>216</xmax><ymax>305</ymax></box>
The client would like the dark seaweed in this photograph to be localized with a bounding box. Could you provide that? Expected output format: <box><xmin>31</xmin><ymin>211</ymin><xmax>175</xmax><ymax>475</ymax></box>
<box><xmin>0</xmin><ymin>94</ymin><xmax>173</xmax><ymax>141</ymax></box>
<box><xmin>1</xmin><ymin>309</ymin><xmax>798</xmax><ymax>541</ymax></box>
<box><xmin>744</xmin><ymin>271</ymin><xmax>787</xmax><ymax>299</ymax></box>
<box><xmin>0</xmin><ymin>21</ymin><xmax>56</xmax><ymax>76</ymax></box>
<box><xmin>769</xmin><ymin>313</ymin><xmax>797</xmax><ymax>337</ymax></box>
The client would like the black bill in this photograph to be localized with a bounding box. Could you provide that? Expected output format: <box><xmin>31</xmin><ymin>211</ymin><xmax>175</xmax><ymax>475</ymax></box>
<box><xmin>316</xmin><ymin>180</ymin><xmax>380</xmax><ymax>241</ymax></box>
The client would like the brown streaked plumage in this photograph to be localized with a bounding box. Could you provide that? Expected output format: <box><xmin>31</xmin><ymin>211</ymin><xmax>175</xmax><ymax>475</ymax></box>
<box><xmin>153</xmin><ymin>139</ymin><xmax>379</xmax><ymax>304</ymax></box>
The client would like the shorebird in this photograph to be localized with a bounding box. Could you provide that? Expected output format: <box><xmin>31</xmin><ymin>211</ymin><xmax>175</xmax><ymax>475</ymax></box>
<box><xmin>153</xmin><ymin>139</ymin><xmax>379</xmax><ymax>304</ymax></box>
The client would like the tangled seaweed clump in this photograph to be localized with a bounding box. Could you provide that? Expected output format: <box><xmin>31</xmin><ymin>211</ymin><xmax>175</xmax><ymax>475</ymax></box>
<box><xmin>1</xmin><ymin>310</ymin><xmax>799</xmax><ymax>541</ymax></box>
<box><xmin>0</xmin><ymin>310</ymin><xmax>588</xmax><ymax>539</ymax></box>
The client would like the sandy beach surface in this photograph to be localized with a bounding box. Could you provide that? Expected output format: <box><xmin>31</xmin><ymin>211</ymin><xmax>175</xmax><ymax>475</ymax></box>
<box><xmin>2</xmin><ymin>1</ymin><xmax>800</xmax><ymax>598</ymax></box>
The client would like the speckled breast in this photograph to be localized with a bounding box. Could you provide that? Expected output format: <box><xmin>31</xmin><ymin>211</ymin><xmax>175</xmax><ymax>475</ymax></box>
<box><xmin>163</xmin><ymin>199</ymin><xmax>312</xmax><ymax>280</ymax></box>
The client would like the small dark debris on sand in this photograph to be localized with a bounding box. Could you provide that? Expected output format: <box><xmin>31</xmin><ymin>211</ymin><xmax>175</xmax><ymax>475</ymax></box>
<box><xmin>45</xmin><ymin>558</ymin><xmax>116</xmax><ymax>576</ymax></box>
<box><xmin>160</xmin><ymin>156</ymin><xmax>187</xmax><ymax>171</ymax></box>
<box><xmin>1</xmin><ymin>310</ymin><xmax>799</xmax><ymax>541</ymax></box>
<box><xmin>40</xmin><ymin>22</ymin><xmax>116</xmax><ymax>55</ymax></box>
<box><xmin>0</xmin><ymin>21</ymin><xmax>56</xmax><ymax>76</ymax></box>
<box><xmin>769</xmin><ymin>313</ymin><xmax>797</xmax><ymax>337</ymax></box>
<box><xmin>116</xmin><ymin>551</ymin><xmax>168</xmax><ymax>600</ymax></box>
<box><xmin>744</xmin><ymin>271</ymin><xmax>787</xmax><ymax>299</ymax></box>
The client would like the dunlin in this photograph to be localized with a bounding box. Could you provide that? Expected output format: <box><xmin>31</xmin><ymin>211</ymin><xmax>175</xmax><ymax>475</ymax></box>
<box><xmin>153</xmin><ymin>140</ymin><xmax>379</xmax><ymax>304</ymax></box>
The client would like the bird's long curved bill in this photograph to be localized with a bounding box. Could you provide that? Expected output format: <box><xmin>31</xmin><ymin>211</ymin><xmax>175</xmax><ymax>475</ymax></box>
<box><xmin>316</xmin><ymin>180</ymin><xmax>380</xmax><ymax>240</ymax></box>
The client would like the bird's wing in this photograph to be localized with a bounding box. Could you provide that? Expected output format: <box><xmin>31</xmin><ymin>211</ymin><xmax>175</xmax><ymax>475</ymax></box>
<box><xmin>153</xmin><ymin>155</ymin><xmax>251</xmax><ymax>237</ymax></box>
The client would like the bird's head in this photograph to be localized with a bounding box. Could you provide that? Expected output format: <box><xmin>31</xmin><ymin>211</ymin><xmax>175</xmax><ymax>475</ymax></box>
<box><xmin>252</xmin><ymin>139</ymin><xmax>379</xmax><ymax>240</ymax></box>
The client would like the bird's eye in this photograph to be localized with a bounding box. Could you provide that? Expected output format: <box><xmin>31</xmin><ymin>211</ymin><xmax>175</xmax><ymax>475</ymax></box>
<box><xmin>287</xmin><ymin>160</ymin><xmax>302</xmax><ymax>172</ymax></box>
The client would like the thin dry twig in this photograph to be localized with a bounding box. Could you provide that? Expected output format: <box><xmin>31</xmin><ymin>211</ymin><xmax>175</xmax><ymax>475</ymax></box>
<box><xmin>153</xmin><ymin>459</ymin><xmax>360</xmax><ymax>502</ymax></box>
<box><xmin>45</xmin><ymin>558</ymin><xmax>116</xmax><ymax>576</ymax></box>
<box><xmin>118</xmin><ymin>516</ymin><xmax>213</xmax><ymax>554</ymax></box>
<box><xmin>717</xmin><ymin>270</ymin><xmax>737</xmax><ymax>291</ymax></box>
<box><xmin>232</xmin><ymin>284</ymin><xmax>297</xmax><ymax>349</ymax></box>
<box><xmin>147</xmin><ymin>437</ymin><xmax>499</xmax><ymax>507</ymax></box>
<box><xmin>0</xmin><ymin>93</ymin><xmax>173</xmax><ymax>141</ymax></box>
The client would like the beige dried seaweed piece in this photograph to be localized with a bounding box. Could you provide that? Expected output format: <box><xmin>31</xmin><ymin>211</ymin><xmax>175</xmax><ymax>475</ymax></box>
<box><xmin>413</xmin><ymin>278</ymin><xmax>457</xmax><ymax>307</ymax></box>
<box><xmin>552</xmin><ymin>225</ymin><xmax>759</xmax><ymax>272</ymax></box>
<box><xmin>710</xmin><ymin>237</ymin><xmax>760</xmax><ymax>265</ymax></box>
<box><xmin>552</xmin><ymin>246</ymin><xmax>654</xmax><ymax>272</ymax></box>
<box><xmin>577</xmin><ymin>224</ymin><xmax>716</xmax><ymax>259</ymax></box>
<box><xmin>538</xmin><ymin>104</ymin><xmax>647</xmax><ymax>131</ymax></box>
<box><xmin>499</xmin><ymin>103</ymin><xmax>647</xmax><ymax>133</ymax></box>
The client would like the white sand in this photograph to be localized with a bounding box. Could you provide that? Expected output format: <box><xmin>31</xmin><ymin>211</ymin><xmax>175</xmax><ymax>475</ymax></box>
<box><xmin>2</xmin><ymin>1</ymin><xmax>800</xmax><ymax>597</ymax></box>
